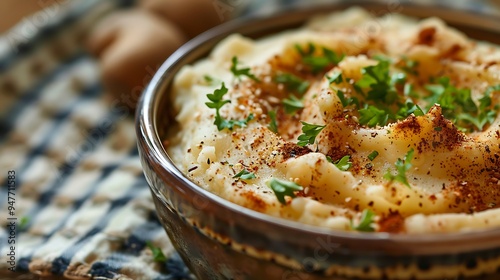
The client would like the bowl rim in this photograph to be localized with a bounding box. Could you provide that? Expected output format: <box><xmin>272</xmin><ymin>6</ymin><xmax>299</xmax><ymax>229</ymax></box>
<box><xmin>137</xmin><ymin>0</ymin><xmax>500</xmax><ymax>255</ymax></box>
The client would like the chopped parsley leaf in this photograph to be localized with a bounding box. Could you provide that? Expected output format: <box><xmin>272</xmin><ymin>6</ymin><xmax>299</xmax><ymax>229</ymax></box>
<box><xmin>372</xmin><ymin>54</ymin><xmax>391</xmax><ymax>63</ymax></box>
<box><xmin>297</xmin><ymin>121</ymin><xmax>326</xmax><ymax>147</ymax></box>
<box><xmin>333</xmin><ymin>155</ymin><xmax>352</xmax><ymax>171</ymax></box>
<box><xmin>368</xmin><ymin>151</ymin><xmax>379</xmax><ymax>161</ymax></box>
<box><xmin>425</xmin><ymin>79</ymin><xmax>499</xmax><ymax>131</ymax></box>
<box><xmin>326</xmin><ymin>155</ymin><xmax>334</xmax><ymax>163</ymax></box>
<box><xmin>216</xmin><ymin>114</ymin><xmax>254</xmax><ymax>131</ymax></box>
<box><xmin>283</xmin><ymin>95</ymin><xmax>304</xmax><ymax>115</ymax></box>
<box><xmin>275</xmin><ymin>73</ymin><xmax>310</xmax><ymax>95</ymax></box>
<box><xmin>326</xmin><ymin>71</ymin><xmax>343</xmax><ymax>85</ymax></box>
<box><xmin>233</xmin><ymin>169</ymin><xmax>256</xmax><ymax>180</ymax></box>
<box><xmin>391</xmin><ymin>72</ymin><xmax>407</xmax><ymax>86</ymax></box>
<box><xmin>19</xmin><ymin>216</ymin><xmax>30</xmax><ymax>230</ymax></box>
<box><xmin>203</xmin><ymin>75</ymin><xmax>221</xmax><ymax>85</ymax></box>
<box><xmin>337</xmin><ymin>90</ymin><xmax>359</xmax><ymax>108</ymax></box>
<box><xmin>358</xmin><ymin>105</ymin><xmax>390</xmax><ymax>127</ymax></box>
<box><xmin>267</xmin><ymin>178</ymin><xmax>303</xmax><ymax>205</ymax></box>
<box><xmin>230</xmin><ymin>56</ymin><xmax>260</xmax><ymax>82</ymax></box>
<box><xmin>396</xmin><ymin>99</ymin><xmax>425</xmax><ymax>119</ymax></box>
<box><xmin>384</xmin><ymin>148</ymin><xmax>414</xmax><ymax>188</ymax></box>
<box><xmin>268</xmin><ymin>110</ymin><xmax>278</xmax><ymax>133</ymax></box>
<box><xmin>146</xmin><ymin>242</ymin><xmax>168</xmax><ymax>263</ymax></box>
<box><xmin>356</xmin><ymin>60</ymin><xmax>398</xmax><ymax>105</ymax></box>
<box><xmin>403</xmin><ymin>83</ymin><xmax>419</xmax><ymax>98</ymax></box>
<box><xmin>351</xmin><ymin>209</ymin><xmax>376</xmax><ymax>232</ymax></box>
<box><xmin>352</xmin><ymin>60</ymin><xmax>426</xmax><ymax>127</ymax></box>
<box><xmin>295</xmin><ymin>43</ymin><xmax>344</xmax><ymax>74</ymax></box>
<box><xmin>400</xmin><ymin>56</ymin><xmax>419</xmax><ymax>75</ymax></box>
<box><xmin>206</xmin><ymin>83</ymin><xmax>253</xmax><ymax>131</ymax></box>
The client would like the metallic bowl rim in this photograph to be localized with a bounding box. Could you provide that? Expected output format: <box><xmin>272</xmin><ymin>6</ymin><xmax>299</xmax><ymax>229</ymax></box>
<box><xmin>136</xmin><ymin>0</ymin><xmax>500</xmax><ymax>256</ymax></box>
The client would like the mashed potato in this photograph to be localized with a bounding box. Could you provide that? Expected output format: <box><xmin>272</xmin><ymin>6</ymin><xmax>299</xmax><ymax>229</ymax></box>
<box><xmin>166</xmin><ymin>8</ymin><xmax>500</xmax><ymax>233</ymax></box>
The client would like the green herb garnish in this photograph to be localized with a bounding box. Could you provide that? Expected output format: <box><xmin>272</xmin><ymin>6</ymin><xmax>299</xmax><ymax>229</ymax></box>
<box><xmin>230</xmin><ymin>56</ymin><xmax>260</xmax><ymax>82</ymax></box>
<box><xmin>203</xmin><ymin>75</ymin><xmax>221</xmax><ymax>85</ymax></box>
<box><xmin>461</xmin><ymin>84</ymin><xmax>500</xmax><ymax>131</ymax></box>
<box><xmin>282</xmin><ymin>95</ymin><xmax>304</xmax><ymax>115</ymax></box>
<box><xmin>384</xmin><ymin>148</ymin><xmax>414</xmax><ymax>188</ymax></box>
<box><xmin>368</xmin><ymin>151</ymin><xmax>379</xmax><ymax>161</ymax></box>
<box><xmin>275</xmin><ymin>73</ymin><xmax>310</xmax><ymax>95</ymax></box>
<box><xmin>358</xmin><ymin>105</ymin><xmax>390</xmax><ymax>127</ymax></box>
<box><xmin>233</xmin><ymin>169</ymin><xmax>256</xmax><ymax>180</ymax></box>
<box><xmin>146</xmin><ymin>241</ymin><xmax>168</xmax><ymax>263</ymax></box>
<box><xmin>206</xmin><ymin>82</ymin><xmax>230</xmax><ymax>110</ymax></box>
<box><xmin>333</xmin><ymin>155</ymin><xmax>352</xmax><ymax>171</ymax></box>
<box><xmin>337</xmin><ymin>90</ymin><xmax>359</xmax><ymax>108</ymax></box>
<box><xmin>351</xmin><ymin>209</ymin><xmax>376</xmax><ymax>232</ymax></box>
<box><xmin>219</xmin><ymin>114</ymin><xmax>254</xmax><ymax>131</ymax></box>
<box><xmin>327</xmin><ymin>71</ymin><xmax>343</xmax><ymax>85</ymax></box>
<box><xmin>268</xmin><ymin>110</ymin><xmax>278</xmax><ymax>133</ymax></box>
<box><xmin>295</xmin><ymin>43</ymin><xmax>344</xmax><ymax>73</ymax></box>
<box><xmin>19</xmin><ymin>216</ymin><xmax>30</xmax><ymax>230</ymax></box>
<box><xmin>206</xmin><ymin>83</ymin><xmax>253</xmax><ymax>130</ymax></box>
<box><xmin>400</xmin><ymin>56</ymin><xmax>419</xmax><ymax>75</ymax></box>
<box><xmin>352</xmin><ymin>59</ymin><xmax>425</xmax><ymax>127</ymax></box>
<box><xmin>297</xmin><ymin>121</ymin><xmax>326</xmax><ymax>147</ymax></box>
<box><xmin>396</xmin><ymin>100</ymin><xmax>424</xmax><ymax>120</ymax></box>
<box><xmin>372</xmin><ymin>54</ymin><xmax>391</xmax><ymax>63</ymax></box>
<box><xmin>326</xmin><ymin>155</ymin><xmax>334</xmax><ymax>163</ymax></box>
<box><xmin>425</xmin><ymin>79</ymin><xmax>499</xmax><ymax>131</ymax></box>
<box><xmin>355</xmin><ymin>60</ymin><xmax>398</xmax><ymax>105</ymax></box>
<box><xmin>403</xmin><ymin>83</ymin><xmax>419</xmax><ymax>98</ymax></box>
<box><xmin>267</xmin><ymin>178</ymin><xmax>303</xmax><ymax>205</ymax></box>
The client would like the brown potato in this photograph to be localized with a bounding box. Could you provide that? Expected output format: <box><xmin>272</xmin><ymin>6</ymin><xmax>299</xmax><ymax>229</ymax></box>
<box><xmin>139</xmin><ymin>0</ymin><xmax>223</xmax><ymax>38</ymax></box>
<box><xmin>86</xmin><ymin>9</ymin><xmax>187</xmax><ymax>109</ymax></box>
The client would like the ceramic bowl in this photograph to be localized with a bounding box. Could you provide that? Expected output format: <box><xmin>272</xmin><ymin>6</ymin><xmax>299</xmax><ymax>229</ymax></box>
<box><xmin>136</xmin><ymin>2</ymin><xmax>500</xmax><ymax>279</ymax></box>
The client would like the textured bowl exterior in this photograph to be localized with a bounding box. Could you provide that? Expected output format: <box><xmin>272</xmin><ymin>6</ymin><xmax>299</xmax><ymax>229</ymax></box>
<box><xmin>136</xmin><ymin>2</ymin><xmax>500</xmax><ymax>279</ymax></box>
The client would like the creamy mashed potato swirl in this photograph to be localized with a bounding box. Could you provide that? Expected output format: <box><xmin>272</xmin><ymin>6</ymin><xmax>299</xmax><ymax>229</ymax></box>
<box><xmin>167</xmin><ymin>8</ymin><xmax>500</xmax><ymax>233</ymax></box>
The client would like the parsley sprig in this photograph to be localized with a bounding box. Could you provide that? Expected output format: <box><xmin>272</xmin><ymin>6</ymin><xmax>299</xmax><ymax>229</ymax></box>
<box><xmin>267</xmin><ymin>178</ymin><xmax>303</xmax><ymax>205</ymax></box>
<box><xmin>230</xmin><ymin>56</ymin><xmax>260</xmax><ymax>82</ymax></box>
<box><xmin>334</xmin><ymin>57</ymin><xmax>498</xmax><ymax>131</ymax></box>
<box><xmin>425</xmin><ymin>78</ymin><xmax>499</xmax><ymax>131</ymax></box>
<box><xmin>358</xmin><ymin>105</ymin><xmax>389</xmax><ymax>127</ymax></box>
<box><xmin>205</xmin><ymin>83</ymin><xmax>253</xmax><ymax>131</ymax></box>
<box><xmin>297</xmin><ymin>121</ymin><xmax>326</xmax><ymax>147</ymax></box>
<box><xmin>351</xmin><ymin>209</ymin><xmax>376</xmax><ymax>232</ymax></box>
<box><xmin>295</xmin><ymin>43</ymin><xmax>344</xmax><ymax>74</ymax></box>
<box><xmin>384</xmin><ymin>148</ymin><xmax>414</xmax><ymax>188</ymax></box>
<box><xmin>352</xmin><ymin>60</ymin><xmax>423</xmax><ymax>127</ymax></box>
<box><xmin>355</xmin><ymin>60</ymin><xmax>400</xmax><ymax>104</ymax></box>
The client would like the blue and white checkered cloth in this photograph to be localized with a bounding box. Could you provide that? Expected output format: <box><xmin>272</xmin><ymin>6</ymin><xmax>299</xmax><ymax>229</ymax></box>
<box><xmin>0</xmin><ymin>1</ymin><xmax>192</xmax><ymax>279</ymax></box>
<box><xmin>0</xmin><ymin>0</ymin><xmax>498</xmax><ymax>279</ymax></box>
